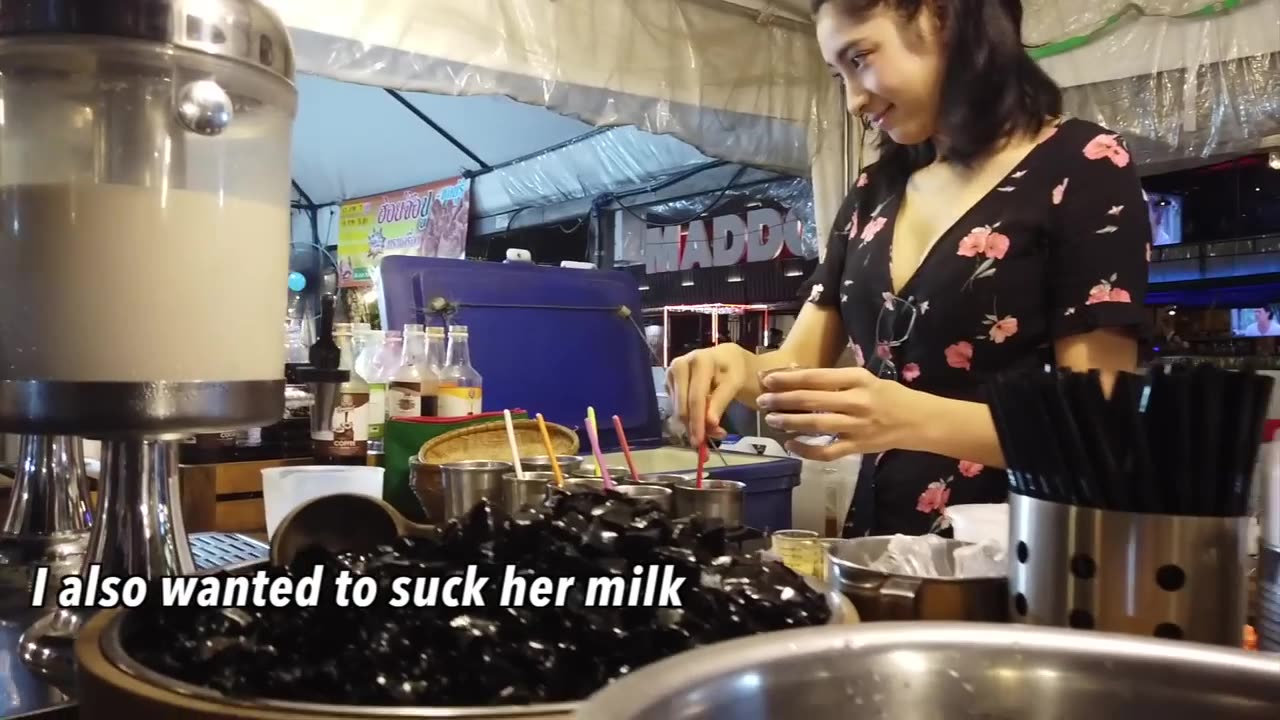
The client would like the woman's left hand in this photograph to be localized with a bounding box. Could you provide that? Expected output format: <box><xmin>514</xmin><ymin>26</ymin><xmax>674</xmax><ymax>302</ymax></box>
<box><xmin>757</xmin><ymin>367</ymin><xmax>924</xmax><ymax>460</ymax></box>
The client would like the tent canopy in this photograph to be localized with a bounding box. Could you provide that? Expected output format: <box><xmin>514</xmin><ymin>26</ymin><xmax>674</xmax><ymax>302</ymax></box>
<box><xmin>276</xmin><ymin>0</ymin><xmax>1280</xmax><ymax>254</ymax></box>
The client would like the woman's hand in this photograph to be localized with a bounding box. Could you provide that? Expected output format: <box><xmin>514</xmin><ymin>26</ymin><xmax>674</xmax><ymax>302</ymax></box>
<box><xmin>667</xmin><ymin>344</ymin><xmax>754</xmax><ymax>445</ymax></box>
<box><xmin>757</xmin><ymin>367</ymin><xmax>924</xmax><ymax>460</ymax></box>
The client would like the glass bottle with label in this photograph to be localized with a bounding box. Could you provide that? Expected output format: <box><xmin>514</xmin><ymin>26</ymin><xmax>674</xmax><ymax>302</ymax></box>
<box><xmin>388</xmin><ymin>324</ymin><xmax>431</xmax><ymax>418</ymax></box>
<box><xmin>422</xmin><ymin>326</ymin><xmax>446</xmax><ymax>417</ymax></box>
<box><xmin>438</xmin><ymin>325</ymin><xmax>483</xmax><ymax>417</ymax></box>
<box><xmin>315</xmin><ymin>323</ymin><xmax>370</xmax><ymax>465</ymax></box>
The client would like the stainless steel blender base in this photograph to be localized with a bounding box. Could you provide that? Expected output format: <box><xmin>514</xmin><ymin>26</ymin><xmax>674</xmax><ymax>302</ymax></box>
<box><xmin>20</xmin><ymin>438</ymin><xmax>193</xmax><ymax>688</ymax></box>
<box><xmin>0</xmin><ymin>379</ymin><xmax>284</xmax><ymax>435</ymax></box>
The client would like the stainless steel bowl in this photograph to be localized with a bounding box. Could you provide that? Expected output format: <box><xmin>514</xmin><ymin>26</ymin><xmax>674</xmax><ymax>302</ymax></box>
<box><xmin>577</xmin><ymin>623</ymin><xmax>1280</xmax><ymax>719</ymax></box>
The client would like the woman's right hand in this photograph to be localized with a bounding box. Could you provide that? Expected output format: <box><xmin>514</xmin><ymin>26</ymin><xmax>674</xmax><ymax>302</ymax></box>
<box><xmin>666</xmin><ymin>343</ymin><xmax>753</xmax><ymax>445</ymax></box>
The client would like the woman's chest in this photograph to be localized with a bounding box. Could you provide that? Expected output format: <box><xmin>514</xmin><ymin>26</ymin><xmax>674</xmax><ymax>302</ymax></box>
<box><xmin>839</xmin><ymin>185</ymin><xmax>1056</xmax><ymax>365</ymax></box>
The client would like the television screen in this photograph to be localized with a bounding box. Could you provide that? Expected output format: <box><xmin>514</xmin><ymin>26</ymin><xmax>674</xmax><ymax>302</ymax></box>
<box><xmin>1231</xmin><ymin>305</ymin><xmax>1280</xmax><ymax>337</ymax></box>
<box><xmin>1146</xmin><ymin>191</ymin><xmax>1183</xmax><ymax>246</ymax></box>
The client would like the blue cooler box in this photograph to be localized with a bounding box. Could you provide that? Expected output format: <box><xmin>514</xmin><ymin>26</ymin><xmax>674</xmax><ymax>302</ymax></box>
<box><xmin>378</xmin><ymin>256</ymin><xmax>798</xmax><ymax>531</ymax></box>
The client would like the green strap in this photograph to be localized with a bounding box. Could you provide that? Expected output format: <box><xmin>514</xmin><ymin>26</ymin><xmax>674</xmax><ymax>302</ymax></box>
<box><xmin>1029</xmin><ymin>0</ymin><xmax>1250</xmax><ymax>60</ymax></box>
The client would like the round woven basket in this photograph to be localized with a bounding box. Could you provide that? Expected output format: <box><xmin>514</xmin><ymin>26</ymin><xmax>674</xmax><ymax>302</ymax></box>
<box><xmin>418</xmin><ymin>419</ymin><xmax>579</xmax><ymax>465</ymax></box>
<box><xmin>411</xmin><ymin>419</ymin><xmax>579</xmax><ymax>521</ymax></box>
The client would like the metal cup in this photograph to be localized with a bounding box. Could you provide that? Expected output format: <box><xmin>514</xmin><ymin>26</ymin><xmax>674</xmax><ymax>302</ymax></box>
<box><xmin>636</xmin><ymin>473</ymin><xmax>688</xmax><ymax>490</ymax></box>
<box><xmin>610</xmin><ymin>484</ymin><xmax>673</xmax><ymax>513</ymax></box>
<box><xmin>573</xmin><ymin>465</ymin><xmax>631</xmax><ymax>482</ymax></box>
<box><xmin>672</xmin><ymin>479</ymin><xmax>745</xmax><ymax>526</ymax></box>
<box><xmin>438</xmin><ymin>460</ymin><xmax>512</xmax><ymax>520</ymax></box>
<box><xmin>521</xmin><ymin>455</ymin><xmax>583</xmax><ymax>476</ymax></box>
<box><xmin>548</xmin><ymin>478</ymin><xmax>610</xmax><ymax>495</ymax></box>
<box><xmin>501</xmin><ymin>471</ymin><xmax>558</xmax><ymax>513</ymax></box>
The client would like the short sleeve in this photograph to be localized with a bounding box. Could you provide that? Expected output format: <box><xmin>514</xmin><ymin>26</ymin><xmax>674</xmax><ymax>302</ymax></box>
<box><xmin>799</xmin><ymin>182</ymin><xmax>860</xmax><ymax>307</ymax></box>
<box><xmin>1047</xmin><ymin>125</ymin><xmax>1151</xmax><ymax>340</ymax></box>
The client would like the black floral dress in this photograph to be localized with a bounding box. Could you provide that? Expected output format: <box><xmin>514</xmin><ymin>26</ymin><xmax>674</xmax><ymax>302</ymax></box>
<box><xmin>803</xmin><ymin>118</ymin><xmax>1152</xmax><ymax>537</ymax></box>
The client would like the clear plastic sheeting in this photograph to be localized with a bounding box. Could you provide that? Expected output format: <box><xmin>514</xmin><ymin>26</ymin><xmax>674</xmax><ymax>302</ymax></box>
<box><xmin>266</xmin><ymin>0</ymin><xmax>828</xmax><ymax>175</ymax></box>
<box><xmin>612</xmin><ymin>174</ymin><xmax>819</xmax><ymax>266</ymax></box>
<box><xmin>1029</xmin><ymin>0</ymin><xmax>1280</xmax><ymax>166</ymax></box>
<box><xmin>474</xmin><ymin>126</ymin><xmax>716</xmax><ymax>221</ymax></box>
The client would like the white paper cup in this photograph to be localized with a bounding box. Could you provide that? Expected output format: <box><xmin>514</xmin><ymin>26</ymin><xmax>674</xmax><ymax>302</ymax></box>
<box><xmin>261</xmin><ymin>465</ymin><xmax>385</xmax><ymax>540</ymax></box>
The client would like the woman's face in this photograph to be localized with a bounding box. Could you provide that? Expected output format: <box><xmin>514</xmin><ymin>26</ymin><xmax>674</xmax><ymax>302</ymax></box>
<box><xmin>816</xmin><ymin>3</ymin><xmax>945</xmax><ymax>146</ymax></box>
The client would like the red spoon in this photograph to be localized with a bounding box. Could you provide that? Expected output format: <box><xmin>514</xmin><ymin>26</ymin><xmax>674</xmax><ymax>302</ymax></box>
<box><xmin>696</xmin><ymin>441</ymin><xmax>708</xmax><ymax>489</ymax></box>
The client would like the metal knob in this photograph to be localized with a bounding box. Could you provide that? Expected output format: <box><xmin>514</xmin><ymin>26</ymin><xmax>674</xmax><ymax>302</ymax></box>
<box><xmin>176</xmin><ymin>79</ymin><xmax>233</xmax><ymax>136</ymax></box>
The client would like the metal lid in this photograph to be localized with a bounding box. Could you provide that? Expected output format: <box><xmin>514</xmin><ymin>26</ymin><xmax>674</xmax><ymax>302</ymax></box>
<box><xmin>0</xmin><ymin>0</ymin><xmax>295</xmax><ymax>81</ymax></box>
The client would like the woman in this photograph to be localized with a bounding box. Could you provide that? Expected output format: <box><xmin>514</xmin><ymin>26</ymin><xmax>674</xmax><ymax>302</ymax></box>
<box><xmin>667</xmin><ymin>0</ymin><xmax>1151</xmax><ymax>536</ymax></box>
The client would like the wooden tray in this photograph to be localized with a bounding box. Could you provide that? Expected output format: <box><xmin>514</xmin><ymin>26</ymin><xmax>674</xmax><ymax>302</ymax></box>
<box><xmin>418</xmin><ymin>419</ymin><xmax>578</xmax><ymax>465</ymax></box>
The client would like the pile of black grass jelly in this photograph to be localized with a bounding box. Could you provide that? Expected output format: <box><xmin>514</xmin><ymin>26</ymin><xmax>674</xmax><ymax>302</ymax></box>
<box><xmin>123</xmin><ymin>491</ymin><xmax>830</xmax><ymax>707</ymax></box>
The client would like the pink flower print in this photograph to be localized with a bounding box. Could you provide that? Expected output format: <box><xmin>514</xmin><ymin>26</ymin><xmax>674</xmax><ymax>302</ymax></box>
<box><xmin>945</xmin><ymin>341</ymin><xmax>974</xmax><ymax>371</ymax></box>
<box><xmin>916</xmin><ymin>480</ymin><xmax>952</xmax><ymax>514</ymax></box>
<box><xmin>956</xmin><ymin>225</ymin><xmax>1010</xmax><ymax>260</ymax></box>
<box><xmin>881</xmin><ymin>291</ymin><xmax>896</xmax><ymax>310</ymax></box>
<box><xmin>959</xmin><ymin>225</ymin><xmax>1009</xmax><ymax>288</ymax></box>
<box><xmin>987</xmin><ymin>316</ymin><xmax>1019</xmax><ymax>344</ymax></box>
<box><xmin>958</xmin><ymin>461</ymin><xmax>984</xmax><ymax>478</ymax></box>
<box><xmin>851</xmin><ymin>342</ymin><xmax>865</xmax><ymax>367</ymax></box>
<box><xmin>1083</xmin><ymin>133</ymin><xmax>1131</xmax><ymax>167</ymax></box>
<box><xmin>901</xmin><ymin>363</ymin><xmax>921</xmax><ymax>383</ymax></box>
<box><xmin>856</xmin><ymin>172</ymin><xmax>869</xmax><ymax>188</ymax></box>
<box><xmin>1086</xmin><ymin>274</ymin><xmax>1133</xmax><ymax>305</ymax></box>
<box><xmin>876</xmin><ymin>342</ymin><xmax>893</xmax><ymax>361</ymax></box>
<box><xmin>1052</xmin><ymin>178</ymin><xmax>1069</xmax><ymax>205</ymax></box>
<box><xmin>843</xmin><ymin>215</ymin><xmax>857</xmax><ymax>238</ymax></box>
<box><xmin>956</xmin><ymin>229</ymin><xmax>986</xmax><ymax>257</ymax></box>
<box><xmin>984</xmin><ymin>232</ymin><xmax>1010</xmax><ymax>260</ymax></box>
<box><xmin>860</xmin><ymin>216</ymin><xmax>887</xmax><ymax>244</ymax></box>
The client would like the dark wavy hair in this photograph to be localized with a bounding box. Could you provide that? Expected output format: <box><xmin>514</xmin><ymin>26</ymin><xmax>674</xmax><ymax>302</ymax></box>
<box><xmin>811</xmin><ymin>0</ymin><xmax>1062</xmax><ymax>192</ymax></box>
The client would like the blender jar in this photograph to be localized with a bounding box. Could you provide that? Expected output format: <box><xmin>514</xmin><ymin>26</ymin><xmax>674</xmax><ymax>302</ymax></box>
<box><xmin>0</xmin><ymin>0</ymin><xmax>297</xmax><ymax>436</ymax></box>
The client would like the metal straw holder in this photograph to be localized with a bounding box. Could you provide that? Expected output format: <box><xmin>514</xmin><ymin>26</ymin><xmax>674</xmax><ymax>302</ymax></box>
<box><xmin>1260</xmin><ymin>544</ymin><xmax>1279</xmax><ymax>652</ymax></box>
<box><xmin>1009</xmin><ymin>493</ymin><xmax>1247</xmax><ymax>647</ymax></box>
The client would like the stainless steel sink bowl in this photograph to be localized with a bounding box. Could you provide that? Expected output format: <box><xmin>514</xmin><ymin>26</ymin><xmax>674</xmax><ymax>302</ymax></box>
<box><xmin>576</xmin><ymin>623</ymin><xmax>1280</xmax><ymax>719</ymax></box>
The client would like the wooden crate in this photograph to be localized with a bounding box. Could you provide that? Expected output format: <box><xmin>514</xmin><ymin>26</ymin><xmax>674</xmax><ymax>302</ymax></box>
<box><xmin>178</xmin><ymin>458</ymin><xmax>313</xmax><ymax>533</ymax></box>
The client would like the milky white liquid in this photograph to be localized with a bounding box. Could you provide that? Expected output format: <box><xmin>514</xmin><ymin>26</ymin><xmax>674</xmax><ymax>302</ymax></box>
<box><xmin>0</xmin><ymin>182</ymin><xmax>288</xmax><ymax>382</ymax></box>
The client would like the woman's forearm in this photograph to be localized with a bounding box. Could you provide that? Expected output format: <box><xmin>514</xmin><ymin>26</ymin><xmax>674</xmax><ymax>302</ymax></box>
<box><xmin>902</xmin><ymin>391</ymin><xmax>1007</xmax><ymax>469</ymax></box>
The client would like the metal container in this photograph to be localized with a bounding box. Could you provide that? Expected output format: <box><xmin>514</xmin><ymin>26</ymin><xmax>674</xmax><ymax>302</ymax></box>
<box><xmin>520</xmin><ymin>456</ymin><xmax>583</xmax><ymax>476</ymax></box>
<box><xmin>826</xmin><ymin>536</ymin><xmax>1008</xmax><ymax>622</ymax></box>
<box><xmin>572</xmin><ymin>465</ymin><xmax>631</xmax><ymax>482</ymax></box>
<box><xmin>1010</xmin><ymin>492</ymin><xmax>1247</xmax><ymax>647</ymax></box>
<box><xmin>609</xmin><ymin>485</ymin><xmax>673</xmax><ymax>513</ymax></box>
<box><xmin>75</xmin><ymin>581</ymin><xmax>857</xmax><ymax>720</ymax></box>
<box><xmin>576</xmin><ymin>623</ymin><xmax>1280</xmax><ymax>719</ymax></box>
<box><xmin>1260</xmin><ymin>544</ymin><xmax>1279</xmax><ymax>652</ymax></box>
<box><xmin>501</xmin><ymin>472</ymin><xmax>557</xmax><ymax>513</ymax></box>
<box><xmin>672</xmin><ymin>479</ymin><xmax>745</xmax><ymax>526</ymax></box>
<box><xmin>0</xmin><ymin>0</ymin><xmax>297</xmax><ymax>435</ymax></box>
<box><xmin>439</xmin><ymin>461</ymin><xmax>512</xmax><ymax>520</ymax></box>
